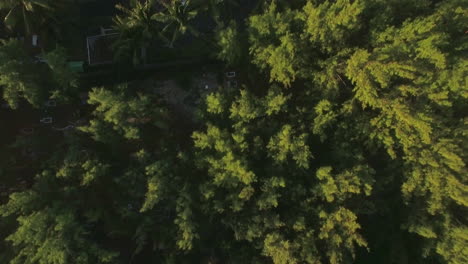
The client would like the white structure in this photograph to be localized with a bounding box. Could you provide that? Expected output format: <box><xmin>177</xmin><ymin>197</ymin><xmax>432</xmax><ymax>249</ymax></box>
<box><xmin>32</xmin><ymin>35</ymin><xmax>38</xmax><ymax>46</ymax></box>
<box><xmin>40</xmin><ymin>117</ymin><xmax>53</xmax><ymax>124</ymax></box>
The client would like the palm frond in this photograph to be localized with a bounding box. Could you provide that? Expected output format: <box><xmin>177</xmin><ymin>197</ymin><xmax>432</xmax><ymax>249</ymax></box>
<box><xmin>3</xmin><ymin>6</ymin><xmax>20</xmax><ymax>29</ymax></box>
<box><xmin>30</xmin><ymin>0</ymin><xmax>55</xmax><ymax>10</ymax></box>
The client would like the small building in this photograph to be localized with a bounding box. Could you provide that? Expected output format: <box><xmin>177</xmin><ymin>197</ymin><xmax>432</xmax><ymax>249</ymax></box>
<box><xmin>86</xmin><ymin>28</ymin><xmax>119</xmax><ymax>66</ymax></box>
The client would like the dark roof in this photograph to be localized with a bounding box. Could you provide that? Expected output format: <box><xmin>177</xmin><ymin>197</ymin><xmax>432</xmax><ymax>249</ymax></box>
<box><xmin>86</xmin><ymin>33</ymin><xmax>118</xmax><ymax>65</ymax></box>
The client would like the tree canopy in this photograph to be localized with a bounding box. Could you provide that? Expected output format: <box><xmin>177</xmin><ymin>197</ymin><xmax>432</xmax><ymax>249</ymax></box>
<box><xmin>0</xmin><ymin>39</ymin><xmax>77</xmax><ymax>108</ymax></box>
<box><xmin>0</xmin><ymin>0</ymin><xmax>466</xmax><ymax>264</ymax></box>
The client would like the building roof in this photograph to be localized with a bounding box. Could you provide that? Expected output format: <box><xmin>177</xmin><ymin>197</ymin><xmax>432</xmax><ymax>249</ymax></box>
<box><xmin>86</xmin><ymin>33</ymin><xmax>119</xmax><ymax>65</ymax></box>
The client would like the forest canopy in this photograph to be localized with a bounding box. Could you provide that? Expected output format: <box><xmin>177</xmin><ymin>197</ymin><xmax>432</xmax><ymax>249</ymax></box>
<box><xmin>0</xmin><ymin>0</ymin><xmax>466</xmax><ymax>264</ymax></box>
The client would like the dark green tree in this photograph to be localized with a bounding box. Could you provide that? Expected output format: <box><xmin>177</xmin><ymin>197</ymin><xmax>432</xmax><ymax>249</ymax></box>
<box><xmin>151</xmin><ymin>0</ymin><xmax>200</xmax><ymax>48</ymax></box>
<box><xmin>79</xmin><ymin>84</ymin><xmax>168</xmax><ymax>142</ymax></box>
<box><xmin>0</xmin><ymin>39</ymin><xmax>46</xmax><ymax>108</ymax></box>
<box><xmin>0</xmin><ymin>134</ymin><xmax>120</xmax><ymax>264</ymax></box>
<box><xmin>192</xmin><ymin>86</ymin><xmax>375</xmax><ymax>264</ymax></box>
<box><xmin>43</xmin><ymin>47</ymin><xmax>78</xmax><ymax>103</ymax></box>
<box><xmin>0</xmin><ymin>0</ymin><xmax>67</xmax><ymax>36</ymax></box>
<box><xmin>113</xmin><ymin>0</ymin><xmax>162</xmax><ymax>65</ymax></box>
<box><xmin>242</xmin><ymin>0</ymin><xmax>467</xmax><ymax>263</ymax></box>
<box><xmin>1</xmin><ymin>1</ymin><xmax>466</xmax><ymax>264</ymax></box>
<box><xmin>215</xmin><ymin>20</ymin><xmax>243</xmax><ymax>66</ymax></box>
<box><xmin>0</xmin><ymin>40</ymin><xmax>78</xmax><ymax>108</ymax></box>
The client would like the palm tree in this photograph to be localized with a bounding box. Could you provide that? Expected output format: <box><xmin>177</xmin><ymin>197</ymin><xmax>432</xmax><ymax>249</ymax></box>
<box><xmin>200</xmin><ymin>0</ymin><xmax>238</xmax><ymax>26</ymax></box>
<box><xmin>151</xmin><ymin>0</ymin><xmax>200</xmax><ymax>48</ymax></box>
<box><xmin>0</xmin><ymin>0</ymin><xmax>61</xmax><ymax>36</ymax></box>
<box><xmin>113</xmin><ymin>0</ymin><xmax>163</xmax><ymax>64</ymax></box>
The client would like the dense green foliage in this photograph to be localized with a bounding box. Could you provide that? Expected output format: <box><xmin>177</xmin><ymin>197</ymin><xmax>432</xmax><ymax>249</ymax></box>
<box><xmin>0</xmin><ymin>0</ymin><xmax>74</xmax><ymax>40</ymax></box>
<box><xmin>0</xmin><ymin>0</ymin><xmax>60</xmax><ymax>35</ymax></box>
<box><xmin>0</xmin><ymin>39</ymin><xmax>77</xmax><ymax>108</ymax></box>
<box><xmin>1</xmin><ymin>0</ymin><xmax>466</xmax><ymax>263</ymax></box>
<box><xmin>0</xmin><ymin>39</ymin><xmax>45</xmax><ymax>108</ymax></box>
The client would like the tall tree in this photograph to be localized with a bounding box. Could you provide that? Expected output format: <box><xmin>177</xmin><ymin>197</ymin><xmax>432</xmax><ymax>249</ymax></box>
<box><xmin>0</xmin><ymin>39</ymin><xmax>47</xmax><ymax>108</ymax></box>
<box><xmin>0</xmin><ymin>40</ymin><xmax>78</xmax><ymax>108</ymax></box>
<box><xmin>113</xmin><ymin>0</ymin><xmax>162</xmax><ymax>64</ymax></box>
<box><xmin>0</xmin><ymin>79</ymin><xmax>199</xmax><ymax>263</ymax></box>
<box><xmin>215</xmin><ymin>20</ymin><xmax>244</xmax><ymax>66</ymax></box>
<box><xmin>79</xmin><ymin>84</ymin><xmax>168</xmax><ymax>142</ymax></box>
<box><xmin>243</xmin><ymin>0</ymin><xmax>468</xmax><ymax>263</ymax></box>
<box><xmin>247</xmin><ymin>1</ymin><xmax>304</xmax><ymax>87</ymax></box>
<box><xmin>0</xmin><ymin>133</ymin><xmax>120</xmax><ymax>264</ymax></box>
<box><xmin>0</xmin><ymin>0</ymin><xmax>65</xmax><ymax>36</ymax></box>
<box><xmin>1</xmin><ymin>1</ymin><xmax>466</xmax><ymax>263</ymax></box>
<box><xmin>151</xmin><ymin>0</ymin><xmax>200</xmax><ymax>47</ymax></box>
<box><xmin>193</xmin><ymin>85</ymin><xmax>375</xmax><ymax>264</ymax></box>
<box><xmin>43</xmin><ymin>46</ymin><xmax>78</xmax><ymax>103</ymax></box>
